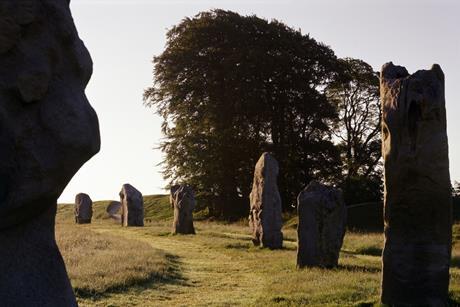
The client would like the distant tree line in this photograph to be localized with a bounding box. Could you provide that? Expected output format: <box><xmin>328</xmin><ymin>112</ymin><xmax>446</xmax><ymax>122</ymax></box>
<box><xmin>144</xmin><ymin>9</ymin><xmax>382</xmax><ymax>219</ymax></box>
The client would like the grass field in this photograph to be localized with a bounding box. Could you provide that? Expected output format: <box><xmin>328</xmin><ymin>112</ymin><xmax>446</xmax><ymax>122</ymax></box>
<box><xmin>56</xmin><ymin>196</ymin><xmax>460</xmax><ymax>306</ymax></box>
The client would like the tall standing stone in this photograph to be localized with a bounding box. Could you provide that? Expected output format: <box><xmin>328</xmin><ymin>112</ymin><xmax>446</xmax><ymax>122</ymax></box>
<box><xmin>0</xmin><ymin>1</ymin><xmax>100</xmax><ymax>305</ymax></box>
<box><xmin>120</xmin><ymin>184</ymin><xmax>144</xmax><ymax>227</ymax></box>
<box><xmin>75</xmin><ymin>193</ymin><xmax>93</xmax><ymax>224</ymax></box>
<box><xmin>380</xmin><ymin>62</ymin><xmax>452</xmax><ymax>305</ymax></box>
<box><xmin>170</xmin><ymin>185</ymin><xmax>196</xmax><ymax>234</ymax></box>
<box><xmin>249</xmin><ymin>152</ymin><xmax>283</xmax><ymax>249</ymax></box>
<box><xmin>296</xmin><ymin>181</ymin><xmax>346</xmax><ymax>268</ymax></box>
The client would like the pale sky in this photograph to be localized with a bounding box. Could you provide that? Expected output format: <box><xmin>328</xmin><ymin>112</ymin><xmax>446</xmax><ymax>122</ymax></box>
<box><xmin>59</xmin><ymin>0</ymin><xmax>460</xmax><ymax>203</ymax></box>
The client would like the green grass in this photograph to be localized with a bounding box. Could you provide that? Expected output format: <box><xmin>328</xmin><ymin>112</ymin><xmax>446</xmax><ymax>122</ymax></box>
<box><xmin>143</xmin><ymin>194</ymin><xmax>174</xmax><ymax>222</ymax></box>
<box><xmin>55</xmin><ymin>197</ymin><xmax>460</xmax><ymax>306</ymax></box>
<box><xmin>55</xmin><ymin>221</ymin><xmax>178</xmax><ymax>303</ymax></box>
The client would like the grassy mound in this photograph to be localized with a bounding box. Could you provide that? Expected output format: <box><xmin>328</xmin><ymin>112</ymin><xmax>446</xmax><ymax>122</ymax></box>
<box><xmin>57</xmin><ymin>194</ymin><xmax>173</xmax><ymax>223</ymax></box>
<box><xmin>144</xmin><ymin>194</ymin><xmax>174</xmax><ymax>221</ymax></box>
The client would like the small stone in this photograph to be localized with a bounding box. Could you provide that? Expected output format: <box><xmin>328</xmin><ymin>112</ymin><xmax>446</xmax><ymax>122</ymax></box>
<box><xmin>106</xmin><ymin>200</ymin><xmax>122</xmax><ymax>222</ymax></box>
<box><xmin>74</xmin><ymin>193</ymin><xmax>92</xmax><ymax>224</ymax></box>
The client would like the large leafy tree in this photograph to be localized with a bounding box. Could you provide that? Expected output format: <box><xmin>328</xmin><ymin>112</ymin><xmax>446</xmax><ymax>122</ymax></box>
<box><xmin>326</xmin><ymin>58</ymin><xmax>382</xmax><ymax>204</ymax></box>
<box><xmin>144</xmin><ymin>9</ymin><xmax>341</xmax><ymax>218</ymax></box>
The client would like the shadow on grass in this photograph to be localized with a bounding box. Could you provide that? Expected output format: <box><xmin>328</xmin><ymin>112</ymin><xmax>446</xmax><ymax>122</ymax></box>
<box><xmin>224</xmin><ymin>242</ymin><xmax>296</xmax><ymax>252</ymax></box>
<box><xmin>341</xmin><ymin>247</ymin><xmax>382</xmax><ymax>257</ymax></box>
<box><xmin>378</xmin><ymin>294</ymin><xmax>460</xmax><ymax>307</ymax></box>
<box><xmin>225</xmin><ymin>242</ymin><xmax>252</xmax><ymax>250</ymax></box>
<box><xmin>204</xmin><ymin>231</ymin><xmax>252</xmax><ymax>241</ymax></box>
<box><xmin>157</xmin><ymin>231</ymin><xmax>172</xmax><ymax>237</ymax></box>
<box><xmin>74</xmin><ymin>253</ymin><xmax>186</xmax><ymax>300</ymax></box>
<box><xmin>269</xmin><ymin>297</ymin><xmax>377</xmax><ymax>306</ymax></box>
<box><xmin>451</xmin><ymin>255</ymin><xmax>460</xmax><ymax>268</ymax></box>
<box><xmin>449</xmin><ymin>292</ymin><xmax>460</xmax><ymax>306</ymax></box>
<box><xmin>355</xmin><ymin>246</ymin><xmax>382</xmax><ymax>256</ymax></box>
<box><xmin>337</xmin><ymin>263</ymin><xmax>381</xmax><ymax>273</ymax></box>
<box><xmin>280</xmin><ymin>245</ymin><xmax>297</xmax><ymax>251</ymax></box>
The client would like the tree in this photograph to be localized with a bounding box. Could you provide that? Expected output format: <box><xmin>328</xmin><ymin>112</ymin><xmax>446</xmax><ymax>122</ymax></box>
<box><xmin>144</xmin><ymin>9</ymin><xmax>341</xmax><ymax>218</ymax></box>
<box><xmin>326</xmin><ymin>58</ymin><xmax>382</xmax><ymax>204</ymax></box>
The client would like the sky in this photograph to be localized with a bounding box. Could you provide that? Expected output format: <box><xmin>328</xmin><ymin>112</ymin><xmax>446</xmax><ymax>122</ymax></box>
<box><xmin>59</xmin><ymin>0</ymin><xmax>460</xmax><ymax>203</ymax></box>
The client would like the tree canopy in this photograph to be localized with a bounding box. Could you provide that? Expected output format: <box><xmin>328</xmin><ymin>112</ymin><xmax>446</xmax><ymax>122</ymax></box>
<box><xmin>326</xmin><ymin>58</ymin><xmax>382</xmax><ymax>203</ymax></box>
<box><xmin>144</xmin><ymin>9</ymin><xmax>382</xmax><ymax>218</ymax></box>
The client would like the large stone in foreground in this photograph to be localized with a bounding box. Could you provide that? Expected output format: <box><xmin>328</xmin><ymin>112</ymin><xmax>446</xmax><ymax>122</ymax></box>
<box><xmin>170</xmin><ymin>185</ymin><xmax>196</xmax><ymax>234</ymax></box>
<box><xmin>380</xmin><ymin>62</ymin><xmax>452</xmax><ymax>305</ymax></box>
<box><xmin>249</xmin><ymin>152</ymin><xmax>283</xmax><ymax>249</ymax></box>
<box><xmin>0</xmin><ymin>1</ymin><xmax>100</xmax><ymax>305</ymax></box>
<box><xmin>296</xmin><ymin>181</ymin><xmax>346</xmax><ymax>268</ymax></box>
<box><xmin>120</xmin><ymin>184</ymin><xmax>144</xmax><ymax>227</ymax></box>
<box><xmin>75</xmin><ymin>193</ymin><xmax>93</xmax><ymax>224</ymax></box>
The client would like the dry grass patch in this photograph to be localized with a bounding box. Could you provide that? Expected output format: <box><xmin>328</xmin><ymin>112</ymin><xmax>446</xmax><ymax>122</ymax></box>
<box><xmin>56</xmin><ymin>222</ymin><xmax>174</xmax><ymax>298</ymax></box>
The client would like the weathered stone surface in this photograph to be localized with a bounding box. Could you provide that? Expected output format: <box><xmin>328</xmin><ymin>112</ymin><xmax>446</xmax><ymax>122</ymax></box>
<box><xmin>0</xmin><ymin>1</ymin><xmax>100</xmax><ymax>305</ymax></box>
<box><xmin>170</xmin><ymin>185</ymin><xmax>196</xmax><ymax>234</ymax></box>
<box><xmin>120</xmin><ymin>184</ymin><xmax>144</xmax><ymax>227</ymax></box>
<box><xmin>75</xmin><ymin>193</ymin><xmax>93</xmax><ymax>224</ymax></box>
<box><xmin>249</xmin><ymin>152</ymin><xmax>283</xmax><ymax>249</ymax></box>
<box><xmin>380</xmin><ymin>62</ymin><xmax>452</xmax><ymax>305</ymax></box>
<box><xmin>106</xmin><ymin>200</ymin><xmax>122</xmax><ymax>222</ymax></box>
<box><xmin>296</xmin><ymin>181</ymin><xmax>346</xmax><ymax>268</ymax></box>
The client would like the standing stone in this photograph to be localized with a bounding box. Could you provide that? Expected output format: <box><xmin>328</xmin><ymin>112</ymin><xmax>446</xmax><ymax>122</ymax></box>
<box><xmin>380</xmin><ymin>62</ymin><xmax>452</xmax><ymax>305</ymax></box>
<box><xmin>0</xmin><ymin>1</ymin><xmax>100</xmax><ymax>305</ymax></box>
<box><xmin>106</xmin><ymin>200</ymin><xmax>122</xmax><ymax>222</ymax></box>
<box><xmin>249</xmin><ymin>152</ymin><xmax>283</xmax><ymax>249</ymax></box>
<box><xmin>170</xmin><ymin>185</ymin><xmax>196</xmax><ymax>234</ymax></box>
<box><xmin>75</xmin><ymin>193</ymin><xmax>93</xmax><ymax>224</ymax></box>
<box><xmin>120</xmin><ymin>184</ymin><xmax>144</xmax><ymax>227</ymax></box>
<box><xmin>296</xmin><ymin>181</ymin><xmax>346</xmax><ymax>268</ymax></box>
